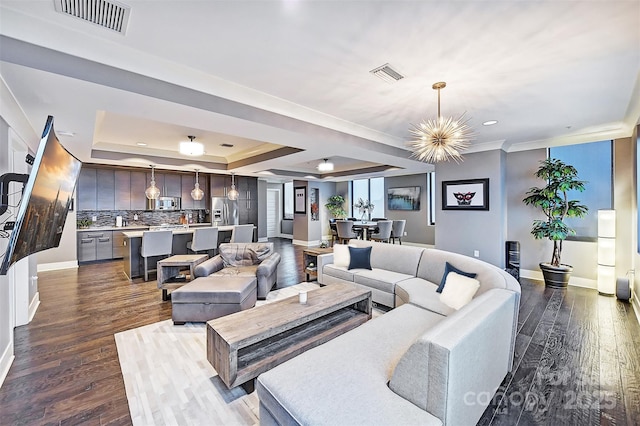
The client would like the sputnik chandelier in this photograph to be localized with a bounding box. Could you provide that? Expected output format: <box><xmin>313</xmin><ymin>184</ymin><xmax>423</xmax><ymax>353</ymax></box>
<box><xmin>407</xmin><ymin>82</ymin><xmax>473</xmax><ymax>163</ymax></box>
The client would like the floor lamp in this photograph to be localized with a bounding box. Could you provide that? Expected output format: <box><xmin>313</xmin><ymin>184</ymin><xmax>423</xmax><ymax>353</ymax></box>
<box><xmin>597</xmin><ymin>209</ymin><xmax>616</xmax><ymax>295</ymax></box>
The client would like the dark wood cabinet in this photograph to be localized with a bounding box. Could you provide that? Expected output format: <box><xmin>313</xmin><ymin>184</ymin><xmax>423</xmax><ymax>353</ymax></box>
<box><xmin>130</xmin><ymin>171</ymin><xmax>147</xmax><ymax>210</ymax></box>
<box><xmin>210</xmin><ymin>174</ymin><xmax>231</xmax><ymax>197</ymax></box>
<box><xmin>164</xmin><ymin>174</ymin><xmax>181</xmax><ymax>198</ymax></box>
<box><xmin>181</xmin><ymin>174</ymin><xmax>208</xmax><ymax>210</ymax></box>
<box><xmin>77</xmin><ymin>167</ymin><xmax>97</xmax><ymax>210</ymax></box>
<box><xmin>114</xmin><ymin>170</ymin><xmax>131</xmax><ymax>210</ymax></box>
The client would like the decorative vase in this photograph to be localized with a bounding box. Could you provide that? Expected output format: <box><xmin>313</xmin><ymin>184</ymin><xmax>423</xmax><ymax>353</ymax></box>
<box><xmin>539</xmin><ymin>262</ymin><xmax>573</xmax><ymax>288</ymax></box>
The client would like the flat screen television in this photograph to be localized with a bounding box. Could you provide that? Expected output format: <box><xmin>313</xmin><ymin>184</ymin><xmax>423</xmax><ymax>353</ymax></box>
<box><xmin>387</xmin><ymin>186</ymin><xmax>421</xmax><ymax>211</ymax></box>
<box><xmin>0</xmin><ymin>116</ymin><xmax>82</xmax><ymax>275</ymax></box>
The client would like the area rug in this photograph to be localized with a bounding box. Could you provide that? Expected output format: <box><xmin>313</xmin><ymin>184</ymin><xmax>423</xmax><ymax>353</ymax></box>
<box><xmin>115</xmin><ymin>282</ymin><xmax>322</xmax><ymax>426</ymax></box>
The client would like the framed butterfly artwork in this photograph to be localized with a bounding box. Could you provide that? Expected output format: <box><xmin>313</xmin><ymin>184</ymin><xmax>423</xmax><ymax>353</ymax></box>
<box><xmin>442</xmin><ymin>178</ymin><xmax>489</xmax><ymax>211</ymax></box>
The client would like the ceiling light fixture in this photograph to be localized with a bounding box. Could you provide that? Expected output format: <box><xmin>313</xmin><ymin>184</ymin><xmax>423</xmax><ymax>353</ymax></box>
<box><xmin>191</xmin><ymin>169</ymin><xmax>204</xmax><ymax>201</ymax></box>
<box><xmin>407</xmin><ymin>82</ymin><xmax>473</xmax><ymax>163</ymax></box>
<box><xmin>145</xmin><ymin>165</ymin><xmax>160</xmax><ymax>200</ymax></box>
<box><xmin>227</xmin><ymin>172</ymin><xmax>239</xmax><ymax>201</ymax></box>
<box><xmin>317</xmin><ymin>158</ymin><xmax>334</xmax><ymax>172</ymax></box>
<box><xmin>483</xmin><ymin>120</ymin><xmax>498</xmax><ymax>126</ymax></box>
<box><xmin>136</xmin><ymin>142</ymin><xmax>147</xmax><ymax>146</ymax></box>
<box><xmin>180</xmin><ymin>135</ymin><xmax>204</xmax><ymax>156</ymax></box>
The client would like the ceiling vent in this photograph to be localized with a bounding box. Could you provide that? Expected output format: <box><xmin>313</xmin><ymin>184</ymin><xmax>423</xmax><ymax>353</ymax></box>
<box><xmin>370</xmin><ymin>63</ymin><xmax>404</xmax><ymax>83</ymax></box>
<box><xmin>54</xmin><ymin>0</ymin><xmax>131</xmax><ymax>34</ymax></box>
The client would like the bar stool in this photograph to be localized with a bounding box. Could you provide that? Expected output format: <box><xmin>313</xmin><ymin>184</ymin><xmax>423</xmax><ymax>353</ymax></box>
<box><xmin>187</xmin><ymin>227</ymin><xmax>219</xmax><ymax>258</ymax></box>
<box><xmin>140</xmin><ymin>230</ymin><xmax>173</xmax><ymax>281</ymax></box>
<box><xmin>230</xmin><ymin>224</ymin><xmax>254</xmax><ymax>243</ymax></box>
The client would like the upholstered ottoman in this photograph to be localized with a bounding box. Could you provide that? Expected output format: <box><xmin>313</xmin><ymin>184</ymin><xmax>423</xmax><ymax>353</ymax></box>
<box><xmin>171</xmin><ymin>276</ymin><xmax>257</xmax><ymax>325</ymax></box>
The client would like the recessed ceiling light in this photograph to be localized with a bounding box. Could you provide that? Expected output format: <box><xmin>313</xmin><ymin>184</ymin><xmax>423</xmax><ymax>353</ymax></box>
<box><xmin>483</xmin><ymin>120</ymin><xmax>498</xmax><ymax>126</ymax></box>
<box><xmin>58</xmin><ymin>130</ymin><xmax>75</xmax><ymax>137</ymax></box>
<box><xmin>136</xmin><ymin>142</ymin><xmax>147</xmax><ymax>146</ymax></box>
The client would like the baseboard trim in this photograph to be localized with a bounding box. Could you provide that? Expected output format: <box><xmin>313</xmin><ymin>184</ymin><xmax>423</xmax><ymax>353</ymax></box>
<box><xmin>0</xmin><ymin>340</ymin><xmax>15</xmax><ymax>389</ymax></box>
<box><xmin>28</xmin><ymin>291</ymin><xmax>40</xmax><ymax>322</ymax></box>
<box><xmin>632</xmin><ymin>293</ymin><xmax>640</xmax><ymax>326</ymax></box>
<box><xmin>37</xmin><ymin>261</ymin><xmax>78</xmax><ymax>272</ymax></box>
<box><xmin>257</xmin><ymin>237</ymin><xmax>268</xmax><ymax>242</ymax></box>
<box><xmin>520</xmin><ymin>269</ymin><xmax>597</xmax><ymax>290</ymax></box>
<box><xmin>292</xmin><ymin>239</ymin><xmax>322</xmax><ymax>247</ymax></box>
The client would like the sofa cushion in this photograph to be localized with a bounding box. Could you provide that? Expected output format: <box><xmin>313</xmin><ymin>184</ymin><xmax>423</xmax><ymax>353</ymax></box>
<box><xmin>333</xmin><ymin>244</ymin><xmax>351</xmax><ymax>267</ymax></box>
<box><xmin>440</xmin><ymin>272</ymin><xmax>480</xmax><ymax>310</ymax></box>
<box><xmin>436</xmin><ymin>261</ymin><xmax>477</xmax><ymax>293</ymax></box>
<box><xmin>323</xmin><ymin>264</ymin><xmax>357</xmax><ymax>282</ymax></box>
<box><xmin>256</xmin><ymin>303</ymin><xmax>444</xmax><ymax>425</ymax></box>
<box><xmin>348</xmin><ymin>239</ymin><xmax>424</xmax><ymax>276</ymax></box>
<box><xmin>395</xmin><ymin>278</ymin><xmax>456</xmax><ymax>317</ymax></box>
<box><xmin>219</xmin><ymin>243</ymin><xmax>272</xmax><ymax>267</ymax></box>
<box><xmin>212</xmin><ymin>265</ymin><xmax>258</xmax><ymax>277</ymax></box>
<box><xmin>171</xmin><ymin>275</ymin><xmax>257</xmax><ymax>304</ymax></box>
<box><xmin>354</xmin><ymin>269</ymin><xmax>414</xmax><ymax>294</ymax></box>
<box><xmin>348</xmin><ymin>246</ymin><xmax>372</xmax><ymax>270</ymax></box>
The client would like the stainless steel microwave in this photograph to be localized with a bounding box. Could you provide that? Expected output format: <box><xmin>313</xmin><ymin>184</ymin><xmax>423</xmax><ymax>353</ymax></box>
<box><xmin>146</xmin><ymin>196</ymin><xmax>181</xmax><ymax>211</ymax></box>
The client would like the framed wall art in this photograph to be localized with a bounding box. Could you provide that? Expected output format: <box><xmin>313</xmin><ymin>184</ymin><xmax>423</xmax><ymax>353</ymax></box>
<box><xmin>442</xmin><ymin>178</ymin><xmax>489</xmax><ymax>211</ymax></box>
<box><xmin>387</xmin><ymin>186</ymin><xmax>421</xmax><ymax>211</ymax></box>
<box><xmin>294</xmin><ymin>186</ymin><xmax>307</xmax><ymax>214</ymax></box>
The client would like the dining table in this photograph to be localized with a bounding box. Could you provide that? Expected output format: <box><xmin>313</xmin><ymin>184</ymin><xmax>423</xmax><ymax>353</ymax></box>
<box><xmin>351</xmin><ymin>221</ymin><xmax>379</xmax><ymax>240</ymax></box>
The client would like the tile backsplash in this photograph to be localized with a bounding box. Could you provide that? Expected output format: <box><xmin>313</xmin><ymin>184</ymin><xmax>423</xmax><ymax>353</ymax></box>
<box><xmin>77</xmin><ymin>210</ymin><xmax>206</xmax><ymax>227</ymax></box>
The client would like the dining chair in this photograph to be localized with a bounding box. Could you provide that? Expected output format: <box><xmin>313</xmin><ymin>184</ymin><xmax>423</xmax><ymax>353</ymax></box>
<box><xmin>187</xmin><ymin>226</ymin><xmax>219</xmax><ymax>257</ymax></box>
<box><xmin>329</xmin><ymin>220</ymin><xmax>338</xmax><ymax>246</ymax></box>
<box><xmin>336</xmin><ymin>220</ymin><xmax>358</xmax><ymax>244</ymax></box>
<box><xmin>371</xmin><ymin>217</ymin><xmax>387</xmax><ymax>222</ymax></box>
<box><xmin>140</xmin><ymin>230</ymin><xmax>173</xmax><ymax>281</ymax></box>
<box><xmin>230</xmin><ymin>224</ymin><xmax>254</xmax><ymax>243</ymax></box>
<box><xmin>370</xmin><ymin>220</ymin><xmax>393</xmax><ymax>243</ymax></box>
<box><xmin>390</xmin><ymin>220</ymin><xmax>407</xmax><ymax>245</ymax></box>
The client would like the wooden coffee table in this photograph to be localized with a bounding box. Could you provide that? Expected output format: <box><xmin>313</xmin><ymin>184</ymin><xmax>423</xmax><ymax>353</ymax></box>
<box><xmin>157</xmin><ymin>254</ymin><xmax>208</xmax><ymax>301</ymax></box>
<box><xmin>206</xmin><ymin>283</ymin><xmax>371</xmax><ymax>391</ymax></box>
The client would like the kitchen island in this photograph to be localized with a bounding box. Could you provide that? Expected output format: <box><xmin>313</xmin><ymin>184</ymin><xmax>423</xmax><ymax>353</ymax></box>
<box><xmin>122</xmin><ymin>225</ymin><xmax>241</xmax><ymax>281</ymax></box>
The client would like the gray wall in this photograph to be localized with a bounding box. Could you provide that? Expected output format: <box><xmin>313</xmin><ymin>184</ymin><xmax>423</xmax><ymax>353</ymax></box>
<box><xmin>0</xmin><ymin>118</ymin><xmax>11</xmax><ymax>381</ymax></box>
<box><xmin>435</xmin><ymin>149</ymin><xmax>506</xmax><ymax>267</ymax></box>
<box><xmin>384</xmin><ymin>174</ymin><xmax>434</xmax><ymax>245</ymax></box>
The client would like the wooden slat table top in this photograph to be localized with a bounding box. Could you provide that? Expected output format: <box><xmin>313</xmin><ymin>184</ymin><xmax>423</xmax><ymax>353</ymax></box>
<box><xmin>158</xmin><ymin>254</ymin><xmax>208</xmax><ymax>266</ymax></box>
<box><xmin>302</xmin><ymin>247</ymin><xmax>333</xmax><ymax>256</ymax></box>
<box><xmin>207</xmin><ymin>283</ymin><xmax>370</xmax><ymax>347</ymax></box>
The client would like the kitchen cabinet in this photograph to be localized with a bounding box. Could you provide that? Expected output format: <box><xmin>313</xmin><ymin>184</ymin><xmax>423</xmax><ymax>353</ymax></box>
<box><xmin>96</xmin><ymin>169</ymin><xmax>115</xmax><ymax>210</ymax></box>
<box><xmin>114</xmin><ymin>170</ymin><xmax>131</xmax><ymax>210</ymax></box>
<box><xmin>112</xmin><ymin>230</ymin><xmax>126</xmax><ymax>258</ymax></box>
<box><xmin>210</xmin><ymin>174</ymin><xmax>231</xmax><ymax>197</ymax></box>
<box><xmin>77</xmin><ymin>230</ymin><xmax>113</xmax><ymax>262</ymax></box>
<box><xmin>130</xmin><ymin>171</ymin><xmax>147</xmax><ymax>210</ymax></box>
<box><xmin>77</xmin><ymin>167</ymin><xmax>97</xmax><ymax>211</ymax></box>
<box><xmin>181</xmin><ymin>174</ymin><xmax>208</xmax><ymax>210</ymax></box>
<box><xmin>164</xmin><ymin>174</ymin><xmax>182</xmax><ymax>198</ymax></box>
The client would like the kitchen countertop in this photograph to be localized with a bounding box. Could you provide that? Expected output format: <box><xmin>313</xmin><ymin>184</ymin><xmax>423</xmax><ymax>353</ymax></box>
<box><xmin>76</xmin><ymin>223</ymin><xmax>214</xmax><ymax>232</ymax></box>
<box><xmin>122</xmin><ymin>224</ymin><xmax>246</xmax><ymax>238</ymax></box>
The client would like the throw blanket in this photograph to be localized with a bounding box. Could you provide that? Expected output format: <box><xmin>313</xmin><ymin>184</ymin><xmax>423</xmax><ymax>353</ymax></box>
<box><xmin>220</xmin><ymin>243</ymin><xmax>272</xmax><ymax>267</ymax></box>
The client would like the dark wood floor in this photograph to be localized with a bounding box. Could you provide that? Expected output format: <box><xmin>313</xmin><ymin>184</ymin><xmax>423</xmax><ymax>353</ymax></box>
<box><xmin>0</xmin><ymin>238</ymin><xmax>638</xmax><ymax>425</ymax></box>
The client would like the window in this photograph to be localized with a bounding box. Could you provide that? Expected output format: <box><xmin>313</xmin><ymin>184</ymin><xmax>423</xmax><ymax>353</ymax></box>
<box><xmin>549</xmin><ymin>140</ymin><xmax>612</xmax><ymax>239</ymax></box>
<box><xmin>428</xmin><ymin>172</ymin><xmax>436</xmax><ymax>225</ymax></box>
<box><xmin>349</xmin><ymin>177</ymin><xmax>385</xmax><ymax>219</ymax></box>
<box><xmin>283</xmin><ymin>181</ymin><xmax>293</xmax><ymax>219</ymax></box>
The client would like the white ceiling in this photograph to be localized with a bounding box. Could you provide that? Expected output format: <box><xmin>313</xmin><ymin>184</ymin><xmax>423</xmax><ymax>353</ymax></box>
<box><xmin>1</xmin><ymin>0</ymin><xmax>639</xmax><ymax>182</ymax></box>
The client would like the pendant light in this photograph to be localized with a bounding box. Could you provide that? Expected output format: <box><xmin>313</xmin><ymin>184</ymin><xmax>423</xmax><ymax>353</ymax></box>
<box><xmin>191</xmin><ymin>169</ymin><xmax>204</xmax><ymax>201</ymax></box>
<box><xmin>145</xmin><ymin>165</ymin><xmax>160</xmax><ymax>200</ymax></box>
<box><xmin>227</xmin><ymin>172</ymin><xmax>239</xmax><ymax>200</ymax></box>
<box><xmin>407</xmin><ymin>82</ymin><xmax>474</xmax><ymax>163</ymax></box>
<box><xmin>317</xmin><ymin>158</ymin><xmax>334</xmax><ymax>172</ymax></box>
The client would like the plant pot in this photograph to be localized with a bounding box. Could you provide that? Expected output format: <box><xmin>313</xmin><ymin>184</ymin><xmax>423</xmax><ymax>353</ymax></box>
<box><xmin>539</xmin><ymin>262</ymin><xmax>573</xmax><ymax>288</ymax></box>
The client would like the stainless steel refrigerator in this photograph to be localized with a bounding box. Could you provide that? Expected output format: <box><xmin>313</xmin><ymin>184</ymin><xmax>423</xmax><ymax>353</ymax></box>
<box><xmin>211</xmin><ymin>197</ymin><xmax>238</xmax><ymax>226</ymax></box>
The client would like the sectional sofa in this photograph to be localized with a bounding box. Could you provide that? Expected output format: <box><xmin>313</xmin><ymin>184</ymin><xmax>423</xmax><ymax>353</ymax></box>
<box><xmin>256</xmin><ymin>240</ymin><xmax>521</xmax><ymax>425</ymax></box>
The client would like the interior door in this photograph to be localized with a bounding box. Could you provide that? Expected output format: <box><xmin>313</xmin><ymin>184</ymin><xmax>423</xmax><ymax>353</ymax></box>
<box><xmin>267</xmin><ymin>189</ymin><xmax>279</xmax><ymax>238</ymax></box>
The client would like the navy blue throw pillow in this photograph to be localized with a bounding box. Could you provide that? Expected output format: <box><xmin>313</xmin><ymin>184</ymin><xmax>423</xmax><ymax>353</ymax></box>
<box><xmin>348</xmin><ymin>246</ymin><xmax>372</xmax><ymax>270</ymax></box>
<box><xmin>436</xmin><ymin>262</ymin><xmax>477</xmax><ymax>293</ymax></box>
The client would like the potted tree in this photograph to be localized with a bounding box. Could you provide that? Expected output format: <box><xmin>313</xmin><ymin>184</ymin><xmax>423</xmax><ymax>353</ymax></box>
<box><xmin>522</xmin><ymin>158</ymin><xmax>588</xmax><ymax>288</ymax></box>
<box><xmin>325</xmin><ymin>195</ymin><xmax>346</xmax><ymax>219</ymax></box>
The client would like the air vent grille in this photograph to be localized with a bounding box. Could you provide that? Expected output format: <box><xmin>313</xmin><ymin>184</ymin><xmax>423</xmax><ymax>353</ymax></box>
<box><xmin>54</xmin><ymin>0</ymin><xmax>131</xmax><ymax>34</ymax></box>
<box><xmin>370</xmin><ymin>63</ymin><xmax>405</xmax><ymax>83</ymax></box>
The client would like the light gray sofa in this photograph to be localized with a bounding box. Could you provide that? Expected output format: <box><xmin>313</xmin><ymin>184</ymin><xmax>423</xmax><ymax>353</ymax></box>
<box><xmin>256</xmin><ymin>240</ymin><xmax>520</xmax><ymax>425</ymax></box>
<box><xmin>194</xmin><ymin>242</ymin><xmax>281</xmax><ymax>299</ymax></box>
